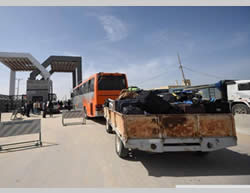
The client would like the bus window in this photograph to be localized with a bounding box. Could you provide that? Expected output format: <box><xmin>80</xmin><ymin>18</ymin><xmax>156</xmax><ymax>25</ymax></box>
<box><xmin>98</xmin><ymin>75</ymin><xmax>126</xmax><ymax>90</ymax></box>
<box><xmin>89</xmin><ymin>78</ymin><xmax>95</xmax><ymax>92</ymax></box>
<box><xmin>82</xmin><ymin>83</ymin><xmax>87</xmax><ymax>94</ymax></box>
<box><xmin>79</xmin><ymin>85</ymin><xmax>83</xmax><ymax>95</ymax></box>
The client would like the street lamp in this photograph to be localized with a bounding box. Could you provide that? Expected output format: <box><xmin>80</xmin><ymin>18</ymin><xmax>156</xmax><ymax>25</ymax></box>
<box><xmin>16</xmin><ymin>78</ymin><xmax>23</xmax><ymax>96</ymax></box>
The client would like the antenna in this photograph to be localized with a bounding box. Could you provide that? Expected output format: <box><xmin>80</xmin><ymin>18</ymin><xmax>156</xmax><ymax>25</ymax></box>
<box><xmin>177</xmin><ymin>53</ymin><xmax>187</xmax><ymax>86</ymax></box>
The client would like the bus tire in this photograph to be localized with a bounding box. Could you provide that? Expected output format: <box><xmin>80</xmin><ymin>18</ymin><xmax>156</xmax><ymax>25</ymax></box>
<box><xmin>115</xmin><ymin>135</ymin><xmax>129</xmax><ymax>158</ymax></box>
<box><xmin>106</xmin><ymin>120</ymin><xmax>113</xmax><ymax>134</ymax></box>
<box><xmin>232</xmin><ymin>104</ymin><xmax>249</xmax><ymax>114</ymax></box>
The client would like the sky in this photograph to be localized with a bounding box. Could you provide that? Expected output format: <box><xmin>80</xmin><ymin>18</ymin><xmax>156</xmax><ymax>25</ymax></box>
<box><xmin>0</xmin><ymin>6</ymin><xmax>250</xmax><ymax>100</ymax></box>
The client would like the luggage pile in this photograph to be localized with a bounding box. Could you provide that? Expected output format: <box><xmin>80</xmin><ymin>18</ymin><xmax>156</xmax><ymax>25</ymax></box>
<box><xmin>167</xmin><ymin>90</ymin><xmax>230</xmax><ymax>114</ymax></box>
<box><xmin>104</xmin><ymin>89</ymin><xmax>231</xmax><ymax>115</ymax></box>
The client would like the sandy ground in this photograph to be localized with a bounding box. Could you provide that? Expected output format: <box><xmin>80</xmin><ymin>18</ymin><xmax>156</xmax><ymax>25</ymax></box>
<box><xmin>0</xmin><ymin>112</ymin><xmax>250</xmax><ymax>187</ymax></box>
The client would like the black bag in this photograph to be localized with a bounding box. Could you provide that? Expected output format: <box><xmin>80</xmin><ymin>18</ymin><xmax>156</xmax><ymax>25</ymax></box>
<box><xmin>122</xmin><ymin>105</ymin><xmax>144</xmax><ymax>115</ymax></box>
<box><xmin>162</xmin><ymin>93</ymin><xmax>177</xmax><ymax>103</ymax></box>
<box><xmin>115</xmin><ymin>98</ymin><xmax>140</xmax><ymax>113</ymax></box>
<box><xmin>135</xmin><ymin>91</ymin><xmax>172</xmax><ymax>114</ymax></box>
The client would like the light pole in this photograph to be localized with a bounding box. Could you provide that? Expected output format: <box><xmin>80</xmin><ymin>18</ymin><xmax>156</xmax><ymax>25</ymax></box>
<box><xmin>16</xmin><ymin>78</ymin><xmax>22</xmax><ymax>96</ymax></box>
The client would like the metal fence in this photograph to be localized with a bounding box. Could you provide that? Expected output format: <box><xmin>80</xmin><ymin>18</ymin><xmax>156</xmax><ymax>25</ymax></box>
<box><xmin>0</xmin><ymin>119</ymin><xmax>42</xmax><ymax>151</ymax></box>
<box><xmin>62</xmin><ymin>110</ymin><xmax>86</xmax><ymax>126</ymax></box>
<box><xmin>0</xmin><ymin>94</ymin><xmax>26</xmax><ymax>113</ymax></box>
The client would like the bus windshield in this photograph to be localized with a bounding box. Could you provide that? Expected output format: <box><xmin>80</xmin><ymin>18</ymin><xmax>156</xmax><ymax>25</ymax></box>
<box><xmin>98</xmin><ymin>75</ymin><xmax>126</xmax><ymax>90</ymax></box>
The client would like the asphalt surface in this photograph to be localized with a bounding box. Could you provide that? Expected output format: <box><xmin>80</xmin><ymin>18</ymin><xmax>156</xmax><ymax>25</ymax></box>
<box><xmin>0</xmin><ymin>112</ymin><xmax>250</xmax><ymax>187</ymax></box>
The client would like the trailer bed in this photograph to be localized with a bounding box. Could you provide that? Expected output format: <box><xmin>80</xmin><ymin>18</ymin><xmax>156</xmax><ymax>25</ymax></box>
<box><xmin>104</xmin><ymin>107</ymin><xmax>237</xmax><ymax>158</ymax></box>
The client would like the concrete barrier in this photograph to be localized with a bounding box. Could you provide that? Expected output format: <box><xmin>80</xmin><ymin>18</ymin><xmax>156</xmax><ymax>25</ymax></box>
<box><xmin>234</xmin><ymin>114</ymin><xmax>250</xmax><ymax>136</ymax></box>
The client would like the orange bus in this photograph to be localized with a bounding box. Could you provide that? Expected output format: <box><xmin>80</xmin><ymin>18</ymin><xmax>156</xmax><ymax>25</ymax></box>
<box><xmin>72</xmin><ymin>72</ymin><xmax>128</xmax><ymax>118</ymax></box>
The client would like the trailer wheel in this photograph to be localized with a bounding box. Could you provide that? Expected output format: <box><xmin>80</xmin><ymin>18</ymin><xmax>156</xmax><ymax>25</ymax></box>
<box><xmin>232</xmin><ymin>104</ymin><xmax>249</xmax><ymax>114</ymax></box>
<box><xmin>115</xmin><ymin>135</ymin><xmax>129</xmax><ymax>158</ymax></box>
<box><xmin>106</xmin><ymin>120</ymin><xmax>113</xmax><ymax>134</ymax></box>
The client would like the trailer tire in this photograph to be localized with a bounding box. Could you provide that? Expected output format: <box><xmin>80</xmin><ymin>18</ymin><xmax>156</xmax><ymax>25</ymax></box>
<box><xmin>106</xmin><ymin>120</ymin><xmax>113</xmax><ymax>134</ymax></box>
<box><xmin>195</xmin><ymin>151</ymin><xmax>210</xmax><ymax>157</ymax></box>
<box><xmin>232</xmin><ymin>104</ymin><xmax>249</xmax><ymax>114</ymax></box>
<box><xmin>115</xmin><ymin>135</ymin><xmax>129</xmax><ymax>158</ymax></box>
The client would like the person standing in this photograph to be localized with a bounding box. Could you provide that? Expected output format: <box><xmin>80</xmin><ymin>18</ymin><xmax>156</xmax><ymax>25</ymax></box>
<box><xmin>31</xmin><ymin>101</ymin><xmax>34</xmax><ymax>114</ymax></box>
<box><xmin>67</xmin><ymin>100</ymin><xmax>71</xmax><ymax>111</ymax></box>
<box><xmin>48</xmin><ymin>100</ymin><xmax>53</xmax><ymax>117</ymax></box>
<box><xmin>33</xmin><ymin>102</ymin><xmax>37</xmax><ymax>114</ymax></box>
<box><xmin>37</xmin><ymin>101</ymin><xmax>41</xmax><ymax>115</ymax></box>
<box><xmin>26</xmin><ymin>101</ymin><xmax>31</xmax><ymax>117</ymax></box>
<box><xmin>42</xmin><ymin>101</ymin><xmax>47</xmax><ymax>118</ymax></box>
<box><xmin>23</xmin><ymin>101</ymin><xmax>27</xmax><ymax>116</ymax></box>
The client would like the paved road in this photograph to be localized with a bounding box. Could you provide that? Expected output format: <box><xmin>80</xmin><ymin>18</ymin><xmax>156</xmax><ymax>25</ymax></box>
<box><xmin>0</xmin><ymin>113</ymin><xmax>250</xmax><ymax>187</ymax></box>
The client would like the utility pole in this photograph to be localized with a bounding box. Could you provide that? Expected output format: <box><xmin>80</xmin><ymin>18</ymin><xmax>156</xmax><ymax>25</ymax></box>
<box><xmin>177</xmin><ymin>53</ymin><xmax>187</xmax><ymax>86</ymax></box>
<box><xmin>16</xmin><ymin>78</ymin><xmax>22</xmax><ymax>96</ymax></box>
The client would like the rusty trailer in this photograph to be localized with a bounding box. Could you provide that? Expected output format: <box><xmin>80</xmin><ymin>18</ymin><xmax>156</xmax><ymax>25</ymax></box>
<box><xmin>104</xmin><ymin>106</ymin><xmax>237</xmax><ymax>158</ymax></box>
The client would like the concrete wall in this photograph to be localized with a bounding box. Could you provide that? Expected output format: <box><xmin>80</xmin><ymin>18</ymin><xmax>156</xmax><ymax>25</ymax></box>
<box><xmin>234</xmin><ymin>114</ymin><xmax>250</xmax><ymax>135</ymax></box>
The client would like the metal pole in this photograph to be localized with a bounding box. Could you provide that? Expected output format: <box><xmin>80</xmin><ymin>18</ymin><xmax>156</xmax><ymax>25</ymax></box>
<box><xmin>16</xmin><ymin>78</ymin><xmax>22</xmax><ymax>96</ymax></box>
<box><xmin>177</xmin><ymin>53</ymin><xmax>187</xmax><ymax>86</ymax></box>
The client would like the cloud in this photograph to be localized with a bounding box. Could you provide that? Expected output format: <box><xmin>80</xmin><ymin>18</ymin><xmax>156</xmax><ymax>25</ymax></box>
<box><xmin>114</xmin><ymin>56</ymin><xmax>179</xmax><ymax>89</ymax></box>
<box><xmin>98</xmin><ymin>15</ymin><xmax>128</xmax><ymax>42</ymax></box>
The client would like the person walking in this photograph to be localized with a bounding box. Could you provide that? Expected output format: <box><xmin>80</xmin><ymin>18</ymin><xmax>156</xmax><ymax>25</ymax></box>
<box><xmin>42</xmin><ymin>101</ymin><xmax>47</xmax><ymax>118</ymax></box>
<box><xmin>48</xmin><ymin>100</ymin><xmax>53</xmax><ymax>117</ymax></box>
